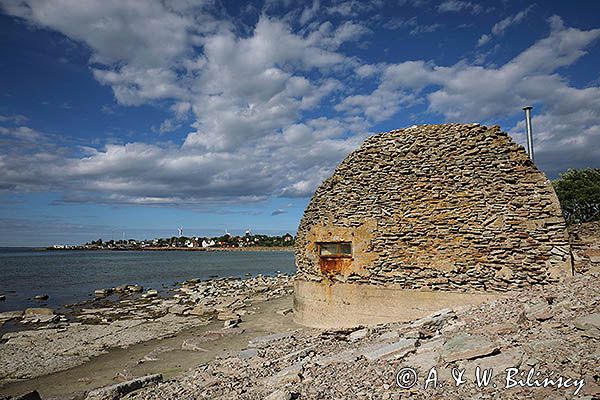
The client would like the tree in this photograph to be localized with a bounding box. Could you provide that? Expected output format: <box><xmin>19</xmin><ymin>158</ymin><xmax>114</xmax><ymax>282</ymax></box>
<box><xmin>552</xmin><ymin>168</ymin><xmax>600</xmax><ymax>224</ymax></box>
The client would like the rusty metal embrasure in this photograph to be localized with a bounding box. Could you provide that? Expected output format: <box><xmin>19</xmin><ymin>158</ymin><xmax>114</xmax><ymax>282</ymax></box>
<box><xmin>317</xmin><ymin>242</ymin><xmax>352</xmax><ymax>276</ymax></box>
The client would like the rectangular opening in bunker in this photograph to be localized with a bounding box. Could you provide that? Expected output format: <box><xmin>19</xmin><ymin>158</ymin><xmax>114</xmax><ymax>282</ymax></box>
<box><xmin>318</xmin><ymin>242</ymin><xmax>352</xmax><ymax>258</ymax></box>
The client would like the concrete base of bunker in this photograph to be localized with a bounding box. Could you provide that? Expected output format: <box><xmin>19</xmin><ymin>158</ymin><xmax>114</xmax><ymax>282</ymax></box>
<box><xmin>293</xmin><ymin>279</ymin><xmax>502</xmax><ymax>329</ymax></box>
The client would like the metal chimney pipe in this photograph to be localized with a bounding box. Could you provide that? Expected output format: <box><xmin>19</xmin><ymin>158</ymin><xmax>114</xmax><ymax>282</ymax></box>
<box><xmin>523</xmin><ymin>106</ymin><xmax>534</xmax><ymax>162</ymax></box>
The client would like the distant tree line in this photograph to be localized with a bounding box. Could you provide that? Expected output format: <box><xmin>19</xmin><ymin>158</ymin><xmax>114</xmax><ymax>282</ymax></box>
<box><xmin>85</xmin><ymin>233</ymin><xmax>294</xmax><ymax>248</ymax></box>
<box><xmin>552</xmin><ymin>168</ymin><xmax>600</xmax><ymax>224</ymax></box>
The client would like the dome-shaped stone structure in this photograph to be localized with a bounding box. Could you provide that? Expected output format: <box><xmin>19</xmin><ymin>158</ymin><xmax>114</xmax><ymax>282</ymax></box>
<box><xmin>293</xmin><ymin>124</ymin><xmax>572</xmax><ymax>328</ymax></box>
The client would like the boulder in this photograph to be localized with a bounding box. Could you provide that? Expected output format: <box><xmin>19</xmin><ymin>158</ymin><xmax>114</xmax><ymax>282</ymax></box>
<box><xmin>127</xmin><ymin>285</ymin><xmax>143</xmax><ymax>293</ymax></box>
<box><xmin>407</xmin><ymin>308</ymin><xmax>455</xmax><ymax>337</ymax></box>
<box><xmin>33</xmin><ymin>294</ymin><xmax>48</xmax><ymax>301</ymax></box>
<box><xmin>188</xmin><ymin>305</ymin><xmax>215</xmax><ymax>317</ymax></box>
<box><xmin>0</xmin><ymin>310</ymin><xmax>23</xmax><ymax>322</ymax></box>
<box><xmin>223</xmin><ymin>318</ymin><xmax>240</xmax><ymax>329</ymax></box>
<box><xmin>254</xmin><ymin>286</ymin><xmax>269</xmax><ymax>293</ymax></box>
<box><xmin>217</xmin><ymin>310</ymin><xmax>240</xmax><ymax>321</ymax></box>
<box><xmin>85</xmin><ymin>374</ymin><xmax>162</xmax><ymax>400</ymax></box>
<box><xmin>403</xmin><ymin>338</ymin><xmax>444</xmax><ymax>373</ymax></box>
<box><xmin>24</xmin><ymin>308</ymin><xmax>54</xmax><ymax>316</ymax></box>
<box><xmin>574</xmin><ymin>313</ymin><xmax>600</xmax><ymax>338</ymax></box>
<box><xmin>13</xmin><ymin>391</ymin><xmax>42</xmax><ymax>400</ymax></box>
<box><xmin>360</xmin><ymin>338</ymin><xmax>417</xmax><ymax>361</ymax></box>
<box><xmin>168</xmin><ymin>304</ymin><xmax>192</xmax><ymax>315</ymax></box>
<box><xmin>276</xmin><ymin>308</ymin><xmax>293</xmax><ymax>316</ymax></box>
<box><xmin>349</xmin><ymin>328</ymin><xmax>369</xmax><ymax>342</ymax></box>
<box><xmin>238</xmin><ymin>348</ymin><xmax>259</xmax><ymax>359</ymax></box>
<box><xmin>114</xmin><ymin>285</ymin><xmax>128</xmax><ymax>293</ymax></box>
<box><xmin>525</xmin><ymin>303</ymin><xmax>553</xmax><ymax>321</ymax></box>
<box><xmin>377</xmin><ymin>330</ymin><xmax>400</xmax><ymax>341</ymax></box>
<box><xmin>266</xmin><ymin>361</ymin><xmax>304</xmax><ymax>385</ymax></box>
<box><xmin>265</xmin><ymin>389</ymin><xmax>291</xmax><ymax>400</ymax></box>
<box><xmin>141</xmin><ymin>289</ymin><xmax>158</xmax><ymax>299</ymax></box>
<box><xmin>441</xmin><ymin>334</ymin><xmax>498</xmax><ymax>363</ymax></box>
<box><xmin>94</xmin><ymin>289</ymin><xmax>112</xmax><ymax>298</ymax></box>
<box><xmin>457</xmin><ymin>348</ymin><xmax>523</xmax><ymax>376</ymax></box>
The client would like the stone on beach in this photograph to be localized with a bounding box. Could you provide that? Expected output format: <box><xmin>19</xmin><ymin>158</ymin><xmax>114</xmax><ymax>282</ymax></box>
<box><xmin>441</xmin><ymin>334</ymin><xmax>499</xmax><ymax>363</ymax></box>
<box><xmin>223</xmin><ymin>318</ymin><xmax>240</xmax><ymax>329</ymax></box>
<box><xmin>187</xmin><ymin>304</ymin><xmax>215</xmax><ymax>317</ymax></box>
<box><xmin>168</xmin><ymin>304</ymin><xmax>192</xmax><ymax>315</ymax></box>
<box><xmin>94</xmin><ymin>289</ymin><xmax>112</xmax><ymax>298</ymax></box>
<box><xmin>181</xmin><ymin>338</ymin><xmax>208</xmax><ymax>352</ymax></box>
<box><xmin>127</xmin><ymin>285</ymin><xmax>143</xmax><ymax>293</ymax></box>
<box><xmin>0</xmin><ymin>310</ymin><xmax>23</xmax><ymax>326</ymax></box>
<box><xmin>265</xmin><ymin>389</ymin><xmax>291</xmax><ymax>400</ymax></box>
<box><xmin>574</xmin><ymin>312</ymin><xmax>600</xmax><ymax>338</ymax></box>
<box><xmin>24</xmin><ymin>307</ymin><xmax>54</xmax><ymax>316</ymax></box>
<box><xmin>348</xmin><ymin>328</ymin><xmax>368</xmax><ymax>342</ymax></box>
<box><xmin>84</xmin><ymin>374</ymin><xmax>162</xmax><ymax>400</ymax></box>
<box><xmin>12</xmin><ymin>390</ymin><xmax>42</xmax><ymax>400</ymax></box>
<box><xmin>276</xmin><ymin>307</ymin><xmax>293</xmax><ymax>316</ymax></box>
<box><xmin>360</xmin><ymin>338</ymin><xmax>417</xmax><ymax>361</ymax></box>
<box><xmin>141</xmin><ymin>289</ymin><xmax>158</xmax><ymax>299</ymax></box>
<box><xmin>248</xmin><ymin>331</ymin><xmax>296</xmax><ymax>348</ymax></box>
<box><xmin>216</xmin><ymin>310</ymin><xmax>240</xmax><ymax>321</ymax></box>
<box><xmin>238</xmin><ymin>348</ymin><xmax>259</xmax><ymax>359</ymax></box>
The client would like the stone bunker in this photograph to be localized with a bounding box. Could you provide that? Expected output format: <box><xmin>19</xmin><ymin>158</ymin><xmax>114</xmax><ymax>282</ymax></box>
<box><xmin>293</xmin><ymin>123</ymin><xmax>572</xmax><ymax>328</ymax></box>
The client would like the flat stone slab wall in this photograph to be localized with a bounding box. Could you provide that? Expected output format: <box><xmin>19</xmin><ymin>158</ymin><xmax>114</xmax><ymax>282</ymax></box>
<box><xmin>294</xmin><ymin>123</ymin><xmax>572</xmax><ymax>328</ymax></box>
<box><xmin>295</xmin><ymin>124</ymin><xmax>572</xmax><ymax>294</ymax></box>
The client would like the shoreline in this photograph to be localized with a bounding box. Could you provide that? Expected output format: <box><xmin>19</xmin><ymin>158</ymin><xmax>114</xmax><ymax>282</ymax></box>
<box><xmin>38</xmin><ymin>246</ymin><xmax>295</xmax><ymax>252</ymax></box>
<box><xmin>2</xmin><ymin>273</ymin><xmax>598</xmax><ymax>399</ymax></box>
<box><xmin>0</xmin><ymin>273</ymin><xmax>295</xmax><ymax>392</ymax></box>
<box><xmin>0</xmin><ymin>295</ymin><xmax>300</xmax><ymax>399</ymax></box>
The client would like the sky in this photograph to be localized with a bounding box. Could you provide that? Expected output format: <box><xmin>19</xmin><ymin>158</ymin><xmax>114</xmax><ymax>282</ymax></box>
<box><xmin>0</xmin><ymin>0</ymin><xmax>599</xmax><ymax>246</ymax></box>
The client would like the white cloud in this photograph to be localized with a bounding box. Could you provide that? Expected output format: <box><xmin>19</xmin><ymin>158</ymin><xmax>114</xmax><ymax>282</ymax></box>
<box><xmin>1</xmin><ymin>0</ymin><xmax>211</xmax><ymax>67</ymax></box>
<box><xmin>0</xmin><ymin>114</ymin><xmax>28</xmax><ymax>124</ymax></box>
<box><xmin>326</xmin><ymin>0</ymin><xmax>383</xmax><ymax>17</ymax></box>
<box><xmin>381</xmin><ymin>17</ymin><xmax>441</xmax><ymax>36</ymax></box>
<box><xmin>492</xmin><ymin>5</ymin><xmax>533</xmax><ymax>36</ymax></box>
<box><xmin>409</xmin><ymin>23</ymin><xmax>442</xmax><ymax>36</ymax></box>
<box><xmin>477</xmin><ymin>34</ymin><xmax>491</xmax><ymax>47</ymax></box>
<box><xmin>0</xmin><ymin>126</ymin><xmax>44</xmax><ymax>142</ymax></box>
<box><xmin>437</xmin><ymin>0</ymin><xmax>485</xmax><ymax>14</ymax></box>
<box><xmin>299</xmin><ymin>0</ymin><xmax>320</xmax><ymax>25</ymax></box>
<box><xmin>1</xmin><ymin>1</ymin><xmax>599</xmax><ymax>209</ymax></box>
<box><xmin>337</xmin><ymin>17</ymin><xmax>600</xmax><ymax>176</ymax></box>
<box><xmin>477</xmin><ymin>5</ymin><xmax>534</xmax><ymax>47</ymax></box>
<box><xmin>93</xmin><ymin>66</ymin><xmax>184</xmax><ymax>106</ymax></box>
<box><xmin>0</xmin><ymin>115</ymin><xmax>368</xmax><ymax>203</ymax></box>
<box><xmin>0</xmin><ymin>4</ymin><xmax>372</xmax><ymax>205</ymax></box>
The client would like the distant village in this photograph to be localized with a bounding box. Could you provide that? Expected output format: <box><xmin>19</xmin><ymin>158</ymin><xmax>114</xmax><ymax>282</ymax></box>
<box><xmin>47</xmin><ymin>230</ymin><xmax>295</xmax><ymax>251</ymax></box>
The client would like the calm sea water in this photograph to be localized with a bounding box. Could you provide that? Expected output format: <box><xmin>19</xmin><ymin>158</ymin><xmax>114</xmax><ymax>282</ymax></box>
<box><xmin>0</xmin><ymin>248</ymin><xmax>295</xmax><ymax>312</ymax></box>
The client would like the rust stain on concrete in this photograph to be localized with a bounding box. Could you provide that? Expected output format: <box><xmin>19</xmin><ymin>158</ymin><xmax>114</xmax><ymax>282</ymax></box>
<box><xmin>319</xmin><ymin>257</ymin><xmax>353</xmax><ymax>276</ymax></box>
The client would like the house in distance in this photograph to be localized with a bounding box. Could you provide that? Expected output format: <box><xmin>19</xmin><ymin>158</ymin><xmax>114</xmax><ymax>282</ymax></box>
<box><xmin>293</xmin><ymin>123</ymin><xmax>572</xmax><ymax>328</ymax></box>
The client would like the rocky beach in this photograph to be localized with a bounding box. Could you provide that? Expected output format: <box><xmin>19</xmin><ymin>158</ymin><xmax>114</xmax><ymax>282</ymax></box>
<box><xmin>122</xmin><ymin>271</ymin><xmax>599</xmax><ymax>400</ymax></box>
<box><xmin>0</xmin><ymin>222</ymin><xmax>598</xmax><ymax>400</ymax></box>
<box><xmin>0</xmin><ymin>274</ymin><xmax>296</xmax><ymax>398</ymax></box>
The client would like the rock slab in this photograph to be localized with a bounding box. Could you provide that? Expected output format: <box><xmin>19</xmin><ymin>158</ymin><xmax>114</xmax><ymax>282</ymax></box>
<box><xmin>85</xmin><ymin>374</ymin><xmax>163</xmax><ymax>400</ymax></box>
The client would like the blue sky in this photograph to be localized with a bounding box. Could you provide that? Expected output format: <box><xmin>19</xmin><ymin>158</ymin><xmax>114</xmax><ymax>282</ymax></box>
<box><xmin>1</xmin><ymin>0</ymin><xmax>599</xmax><ymax>246</ymax></box>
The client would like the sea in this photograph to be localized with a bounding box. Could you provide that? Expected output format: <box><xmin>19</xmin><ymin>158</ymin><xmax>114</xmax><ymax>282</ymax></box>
<box><xmin>0</xmin><ymin>248</ymin><xmax>295</xmax><ymax>312</ymax></box>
